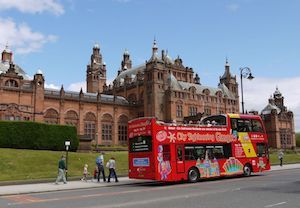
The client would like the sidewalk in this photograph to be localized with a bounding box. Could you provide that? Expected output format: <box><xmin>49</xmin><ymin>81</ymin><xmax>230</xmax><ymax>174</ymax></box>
<box><xmin>0</xmin><ymin>164</ymin><xmax>299</xmax><ymax>196</ymax></box>
<box><xmin>0</xmin><ymin>177</ymin><xmax>134</xmax><ymax>196</ymax></box>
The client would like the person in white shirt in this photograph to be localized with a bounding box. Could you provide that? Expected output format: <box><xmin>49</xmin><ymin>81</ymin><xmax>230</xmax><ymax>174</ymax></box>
<box><xmin>106</xmin><ymin>157</ymin><xmax>118</xmax><ymax>182</ymax></box>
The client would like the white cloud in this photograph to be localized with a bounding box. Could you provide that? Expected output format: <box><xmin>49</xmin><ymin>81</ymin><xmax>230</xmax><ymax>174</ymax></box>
<box><xmin>226</xmin><ymin>3</ymin><xmax>240</xmax><ymax>12</ymax></box>
<box><xmin>45</xmin><ymin>83</ymin><xmax>60</xmax><ymax>90</ymax></box>
<box><xmin>0</xmin><ymin>18</ymin><xmax>58</xmax><ymax>54</ymax></box>
<box><xmin>67</xmin><ymin>82</ymin><xmax>86</xmax><ymax>92</ymax></box>
<box><xmin>0</xmin><ymin>0</ymin><xmax>64</xmax><ymax>15</ymax></box>
<box><xmin>242</xmin><ymin>76</ymin><xmax>300</xmax><ymax>131</ymax></box>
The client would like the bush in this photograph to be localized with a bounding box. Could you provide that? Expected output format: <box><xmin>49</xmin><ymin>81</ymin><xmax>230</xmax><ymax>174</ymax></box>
<box><xmin>0</xmin><ymin>121</ymin><xmax>79</xmax><ymax>151</ymax></box>
<box><xmin>296</xmin><ymin>132</ymin><xmax>300</xmax><ymax>147</ymax></box>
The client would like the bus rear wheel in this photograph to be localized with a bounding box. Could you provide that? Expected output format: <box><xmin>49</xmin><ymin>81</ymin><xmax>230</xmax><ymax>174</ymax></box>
<box><xmin>243</xmin><ymin>164</ymin><xmax>252</xmax><ymax>177</ymax></box>
<box><xmin>188</xmin><ymin>167</ymin><xmax>200</xmax><ymax>183</ymax></box>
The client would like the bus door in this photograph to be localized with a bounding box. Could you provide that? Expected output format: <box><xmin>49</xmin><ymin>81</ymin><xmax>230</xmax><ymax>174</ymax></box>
<box><xmin>176</xmin><ymin>145</ymin><xmax>185</xmax><ymax>173</ymax></box>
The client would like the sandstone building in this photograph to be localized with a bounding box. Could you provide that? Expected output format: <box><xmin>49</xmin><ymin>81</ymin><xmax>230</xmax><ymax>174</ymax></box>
<box><xmin>0</xmin><ymin>41</ymin><xmax>240</xmax><ymax>147</ymax></box>
<box><xmin>261</xmin><ymin>88</ymin><xmax>296</xmax><ymax>149</ymax></box>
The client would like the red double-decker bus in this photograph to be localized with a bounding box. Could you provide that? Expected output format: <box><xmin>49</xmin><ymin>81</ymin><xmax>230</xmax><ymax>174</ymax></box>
<box><xmin>128</xmin><ymin>114</ymin><xmax>270</xmax><ymax>182</ymax></box>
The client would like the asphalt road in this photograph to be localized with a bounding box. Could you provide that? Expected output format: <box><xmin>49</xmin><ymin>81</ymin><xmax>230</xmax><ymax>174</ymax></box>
<box><xmin>0</xmin><ymin>169</ymin><xmax>299</xmax><ymax>208</ymax></box>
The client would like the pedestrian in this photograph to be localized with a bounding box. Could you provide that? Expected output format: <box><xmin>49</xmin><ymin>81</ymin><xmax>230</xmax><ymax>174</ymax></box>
<box><xmin>106</xmin><ymin>157</ymin><xmax>118</xmax><ymax>183</ymax></box>
<box><xmin>93</xmin><ymin>165</ymin><xmax>98</xmax><ymax>181</ymax></box>
<box><xmin>55</xmin><ymin>155</ymin><xmax>67</xmax><ymax>184</ymax></box>
<box><xmin>96</xmin><ymin>152</ymin><xmax>106</xmax><ymax>182</ymax></box>
<box><xmin>81</xmin><ymin>164</ymin><xmax>88</xmax><ymax>182</ymax></box>
<box><xmin>278</xmin><ymin>149</ymin><xmax>284</xmax><ymax>166</ymax></box>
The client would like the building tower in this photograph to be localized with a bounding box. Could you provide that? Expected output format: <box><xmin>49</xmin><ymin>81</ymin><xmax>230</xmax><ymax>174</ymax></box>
<box><xmin>86</xmin><ymin>44</ymin><xmax>107</xmax><ymax>93</ymax></box>
<box><xmin>219</xmin><ymin>59</ymin><xmax>239</xmax><ymax>98</ymax></box>
<box><xmin>33</xmin><ymin>69</ymin><xmax>45</xmax><ymax>122</ymax></box>
<box><xmin>1</xmin><ymin>45</ymin><xmax>13</xmax><ymax>63</ymax></box>
<box><xmin>121</xmin><ymin>49</ymin><xmax>132</xmax><ymax>70</ymax></box>
<box><xmin>273</xmin><ymin>87</ymin><xmax>285</xmax><ymax>110</ymax></box>
<box><xmin>143</xmin><ymin>39</ymin><xmax>167</xmax><ymax>120</ymax></box>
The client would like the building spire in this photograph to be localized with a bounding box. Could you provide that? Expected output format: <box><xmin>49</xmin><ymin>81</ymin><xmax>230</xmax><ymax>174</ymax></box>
<box><xmin>152</xmin><ymin>37</ymin><xmax>158</xmax><ymax>55</ymax></box>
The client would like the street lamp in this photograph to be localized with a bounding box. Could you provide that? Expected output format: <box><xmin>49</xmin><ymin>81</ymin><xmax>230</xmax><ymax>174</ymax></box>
<box><xmin>65</xmin><ymin>140</ymin><xmax>71</xmax><ymax>179</ymax></box>
<box><xmin>240</xmin><ymin>67</ymin><xmax>254</xmax><ymax>114</ymax></box>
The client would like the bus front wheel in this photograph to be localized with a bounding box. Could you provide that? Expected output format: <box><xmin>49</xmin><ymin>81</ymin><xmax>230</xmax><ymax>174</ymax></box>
<box><xmin>188</xmin><ymin>167</ymin><xmax>200</xmax><ymax>183</ymax></box>
<box><xmin>243</xmin><ymin>164</ymin><xmax>252</xmax><ymax>177</ymax></box>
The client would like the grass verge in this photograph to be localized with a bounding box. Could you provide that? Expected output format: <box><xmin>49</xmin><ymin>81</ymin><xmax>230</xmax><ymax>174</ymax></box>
<box><xmin>0</xmin><ymin>148</ymin><xmax>127</xmax><ymax>182</ymax></box>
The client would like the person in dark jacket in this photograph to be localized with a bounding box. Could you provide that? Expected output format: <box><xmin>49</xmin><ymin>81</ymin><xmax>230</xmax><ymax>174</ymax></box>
<box><xmin>55</xmin><ymin>155</ymin><xmax>67</xmax><ymax>184</ymax></box>
<box><xmin>96</xmin><ymin>153</ymin><xmax>106</xmax><ymax>182</ymax></box>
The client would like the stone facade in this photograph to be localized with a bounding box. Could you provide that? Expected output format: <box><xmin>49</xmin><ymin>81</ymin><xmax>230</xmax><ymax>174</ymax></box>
<box><xmin>261</xmin><ymin>88</ymin><xmax>296</xmax><ymax>149</ymax></box>
<box><xmin>0</xmin><ymin>41</ymin><xmax>240</xmax><ymax>147</ymax></box>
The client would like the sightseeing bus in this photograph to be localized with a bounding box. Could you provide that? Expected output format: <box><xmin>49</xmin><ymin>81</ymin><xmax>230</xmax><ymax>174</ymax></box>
<box><xmin>128</xmin><ymin>114</ymin><xmax>270</xmax><ymax>182</ymax></box>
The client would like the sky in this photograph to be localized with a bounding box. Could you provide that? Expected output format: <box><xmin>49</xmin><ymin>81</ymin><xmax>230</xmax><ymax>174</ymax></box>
<box><xmin>0</xmin><ymin>0</ymin><xmax>299</xmax><ymax>131</ymax></box>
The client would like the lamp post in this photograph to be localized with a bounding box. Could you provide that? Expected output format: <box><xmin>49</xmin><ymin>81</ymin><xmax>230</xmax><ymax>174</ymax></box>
<box><xmin>65</xmin><ymin>140</ymin><xmax>71</xmax><ymax>180</ymax></box>
<box><xmin>240</xmin><ymin>67</ymin><xmax>254</xmax><ymax>114</ymax></box>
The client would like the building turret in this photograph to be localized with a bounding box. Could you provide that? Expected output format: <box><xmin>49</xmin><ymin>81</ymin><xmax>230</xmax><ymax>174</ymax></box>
<box><xmin>33</xmin><ymin>69</ymin><xmax>45</xmax><ymax>122</ymax></box>
<box><xmin>121</xmin><ymin>49</ymin><xmax>132</xmax><ymax>70</ymax></box>
<box><xmin>1</xmin><ymin>45</ymin><xmax>13</xmax><ymax>63</ymax></box>
<box><xmin>219</xmin><ymin>59</ymin><xmax>238</xmax><ymax>97</ymax></box>
<box><xmin>273</xmin><ymin>87</ymin><xmax>284</xmax><ymax>110</ymax></box>
<box><xmin>86</xmin><ymin>43</ymin><xmax>107</xmax><ymax>93</ymax></box>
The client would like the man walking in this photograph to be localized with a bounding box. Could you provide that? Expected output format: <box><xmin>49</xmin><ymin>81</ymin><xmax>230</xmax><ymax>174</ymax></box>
<box><xmin>55</xmin><ymin>155</ymin><xmax>67</xmax><ymax>184</ymax></box>
<box><xmin>96</xmin><ymin>152</ymin><xmax>106</xmax><ymax>182</ymax></box>
<box><xmin>107</xmin><ymin>157</ymin><xmax>118</xmax><ymax>183</ymax></box>
<box><xmin>278</xmin><ymin>149</ymin><xmax>284</xmax><ymax>166</ymax></box>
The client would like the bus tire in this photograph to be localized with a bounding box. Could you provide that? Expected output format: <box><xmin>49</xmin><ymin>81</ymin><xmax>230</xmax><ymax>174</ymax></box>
<box><xmin>188</xmin><ymin>167</ymin><xmax>200</xmax><ymax>183</ymax></box>
<box><xmin>243</xmin><ymin>164</ymin><xmax>252</xmax><ymax>177</ymax></box>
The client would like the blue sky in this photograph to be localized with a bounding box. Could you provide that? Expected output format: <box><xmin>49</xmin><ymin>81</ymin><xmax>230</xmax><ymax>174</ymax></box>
<box><xmin>0</xmin><ymin>0</ymin><xmax>299</xmax><ymax>130</ymax></box>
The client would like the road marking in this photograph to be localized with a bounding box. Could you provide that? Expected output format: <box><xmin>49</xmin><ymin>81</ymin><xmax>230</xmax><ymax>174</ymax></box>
<box><xmin>5</xmin><ymin>195</ymin><xmax>43</xmax><ymax>203</ymax></box>
<box><xmin>264</xmin><ymin>202</ymin><xmax>287</xmax><ymax>207</ymax></box>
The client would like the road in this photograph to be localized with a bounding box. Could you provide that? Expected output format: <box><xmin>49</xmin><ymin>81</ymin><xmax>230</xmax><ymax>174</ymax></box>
<box><xmin>0</xmin><ymin>169</ymin><xmax>299</xmax><ymax>208</ymax></box>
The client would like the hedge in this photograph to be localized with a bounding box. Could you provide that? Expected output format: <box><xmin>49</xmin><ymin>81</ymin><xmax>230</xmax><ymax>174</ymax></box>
<box><xmin>296</xmin><ymin>132</ymin><xmax>300</xmax><ymax>147</ymax></box>
<box><xmin>0</xmin><ymin>121</ymin><xmax>79</xmax><ymax>151</ymax></box>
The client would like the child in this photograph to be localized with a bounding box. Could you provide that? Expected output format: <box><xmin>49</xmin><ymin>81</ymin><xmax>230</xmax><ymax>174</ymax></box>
<box><xmin>93</xmin><ymin>165</ymin><xmax>98</xmax><ymax>181</ymax></box>
<box><xmin>81</xmin><ymin>164</ymin><xmax>88</xmax><ymax>182</ymax></box>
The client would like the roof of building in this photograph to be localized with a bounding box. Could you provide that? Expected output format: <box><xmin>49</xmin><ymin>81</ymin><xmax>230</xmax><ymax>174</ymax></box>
<box><xmin>0</xmin><ymin>61</ymin><xmax>31</xmax><ymax>80</ymax></box>
<box><xmin>114</xmin><ymin>64</ymin><xmax>145</xmax><ymax>84</ymax></box>
<box><xmin>261</xmin><ymin>103</ymin><xmax>281</xmax><ymax>115</ymax></box>
<box><xmin>44</xmin><ymin>88</ymin><xmax>129</xmax><ymax>105</ymax></box>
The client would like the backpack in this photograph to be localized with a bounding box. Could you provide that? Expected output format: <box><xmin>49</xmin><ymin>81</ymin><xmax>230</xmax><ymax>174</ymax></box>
<box><xmin>96</xmin><ymin>156</ymin><xmax>103</xmax><ymax>165</ymax></box>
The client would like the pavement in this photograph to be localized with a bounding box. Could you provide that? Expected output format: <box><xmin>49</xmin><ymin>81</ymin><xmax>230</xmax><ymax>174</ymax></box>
<box><xmin>0</xmin><ymin>164</ymin><xmax>299</xmax><ymax>196</ymax></box>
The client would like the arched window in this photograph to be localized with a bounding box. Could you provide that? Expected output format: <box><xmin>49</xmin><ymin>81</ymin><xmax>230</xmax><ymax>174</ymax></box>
<box><xmin>101</xmin><ymin>113</ymin><xmax>113</xmax><ymax>142</ymax></box>
<box><xmin>5</xmin><ymin>79</ymin><xmax>18</xmax><ymax>87</ymax></box>
<box><xmin>176</xmin><ymin>100</ymin><xmax>183</xmax><ymax>118</ymax></box>
<box><xmin>84</xmin><ymin>112</ymin><xmax>96</xmax><ymax>140</ymax></box>
<box><xmin>65</xmin><ymin>110</ymin><xmax>79</xmax><ymax>128</ymax></box>
<box><xmin>44</xmin><ymin>108</ymin><xmax>59</xmax><ymax>124</ymax></box>
<box><xmin>118</xmin><ymin>115</ymin><xmax>128</xmax><ymax>144</ymax></box>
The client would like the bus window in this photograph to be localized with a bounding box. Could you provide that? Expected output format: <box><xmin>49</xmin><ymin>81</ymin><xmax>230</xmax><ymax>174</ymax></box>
<box><xmin>237</xmin><ymin>119</ymin><xmax>252</xmax><ymax>132</ymax></box>
<box><xmin>213</xmin><ymin>146</ymin><xmax>225</xmax><ymax>159</ymax></box>
<box><xmin>251</xmin><ymin>119</ymin><xmax>264</xmax><ymax>133</ymax></box>
<box><xmin>205</xmin><ymin>146</ymin><xmax>214</xmax><ymax>160</ymax></box>
<box><xmin>177</xmin><ymin>146</ymin><xmax>183</xmax><ymax>161</ymax></box>
<box><xmin>185</xmin><ymin>146</ymin><xmax>195</xmax><ymax>160</ymax></box>
<box><xmin>129</xmin><ymin>136</ymin><xmax>152</xmax><ymax>152</ymax></box>
<box><xmin>195</xmin><ymin>146</ymin><xmax>205</xmax><ymax>160</ymax></box>
<box><xmin>231</xmin><ymin>119</ymin><xmax>238</xmax><ymax>131</ymax></box>
<box><xmin>257</xmin><ymin>143</ymin><xmax>266</xmax><ymax>157</ymax></box>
